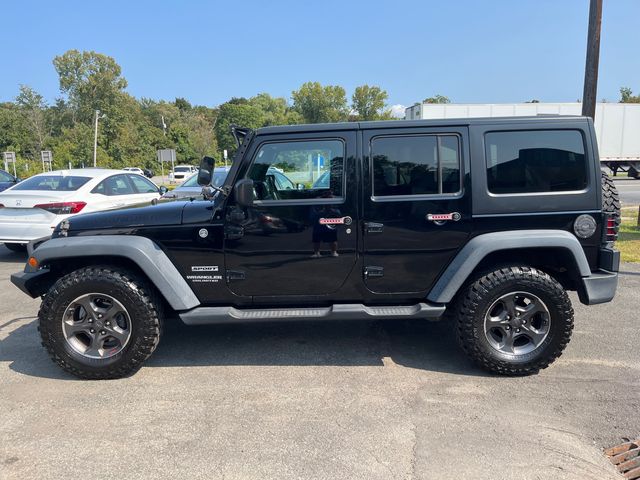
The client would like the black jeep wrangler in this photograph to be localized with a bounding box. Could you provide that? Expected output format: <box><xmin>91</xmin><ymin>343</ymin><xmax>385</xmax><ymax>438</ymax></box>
<box><xmin>12</xmin><ymin>116</ymin><xmax>620</xmax><ymax>379</ymax></box>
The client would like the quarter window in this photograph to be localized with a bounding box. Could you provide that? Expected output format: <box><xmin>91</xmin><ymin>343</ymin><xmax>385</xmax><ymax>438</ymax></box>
<box><xmin>485</xmin><ymin>130</ymin><xmax>587</xmax><ymax>194</ymax></box>
<box><xmin>248</xmin><ymin>139</ymin><xmax>344</xmax><ymax>201</ymax></box>
<box><xmin>371</xmin><ymin>134</ymin><xmax>461</xmax><ymax>197</ymax></box>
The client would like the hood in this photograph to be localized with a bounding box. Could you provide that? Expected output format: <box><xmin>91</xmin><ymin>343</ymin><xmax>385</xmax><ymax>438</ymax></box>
<box><xmin>61</xmin><ymin>201</ymin><xmax>186</xmax><ymax>233</ymax></box>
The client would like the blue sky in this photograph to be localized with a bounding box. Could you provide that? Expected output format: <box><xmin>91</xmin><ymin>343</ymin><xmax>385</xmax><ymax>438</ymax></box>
<box><xmin>1</xmin><ymin>0</ymin><xmax>638</xmax><ymax>113</ymax></box>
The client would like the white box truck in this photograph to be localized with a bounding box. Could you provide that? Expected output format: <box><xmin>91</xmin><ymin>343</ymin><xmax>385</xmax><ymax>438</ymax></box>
<box><xmin>405</xmin><ymin>102</ymin><xmax>640</xmax><ymax>178</ymax></box>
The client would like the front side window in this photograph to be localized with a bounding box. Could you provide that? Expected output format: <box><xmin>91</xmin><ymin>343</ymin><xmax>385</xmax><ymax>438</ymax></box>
<box><xmin>248</xmin><ymin>139</ymin><xmax>344</xmax><ymax>201</ymax></box>
<box><xmin>92</xmin><ymin>174</ymin><xmax>135</xmax><ymax>196</ymax></box>
<box><xmin>485</xmin><ymin>130</ymin><xmax>587</xmax><ymax>194</ymax></box>
<box><xmin>128</xmin><ymin>174</ymin><xmax>158</xmax><ymax>193</ymax></box>
<box><xmin>371</xmin><ymin>134</ymin><xmax>461</xmax><ymax>197</ymax></box>
<box><xmin>0</xmin><ymin>170</ymin><xmax>13</xmax><ymax>182</ymax></box>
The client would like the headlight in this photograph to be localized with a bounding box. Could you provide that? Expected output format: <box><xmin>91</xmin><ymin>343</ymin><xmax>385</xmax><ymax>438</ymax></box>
<box><xmin>574</xmin><ymin>214</ymin><xmax>597</xmax><ymax>239</ymax></box>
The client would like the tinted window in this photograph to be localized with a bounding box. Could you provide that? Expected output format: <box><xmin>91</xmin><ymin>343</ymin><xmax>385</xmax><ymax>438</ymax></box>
<box><xmin>13</xmin><ymin>175</ymin><xmax>90</xmax><ymax>191</ymax></box>
<box><xmin>0</xmin><ymin>170</ymin><xmax>13</xmax><ymax>182</ymax></box>
<box><xmin>183</xmin><ymin>170</ymin><xmax>228</xmax><ymax>187</ymax></box>
<box><xmin>92</xmin><ymin>174</ymin><xmax>135</xmax><ymax>196</ymax></box>
<box><xmin>128</xmin><ymin>174</ymin><xmax>158</xmax><ymax>193</ymax></box>
<box><xmin>248</xmin><ymin>140</ymin><xmax>344</xmax><ymax>201</ymax></box>
<box><xmin>485</xmin><ymin>130</ymin><xmax>587</xmax><ymax>194</ymax></box>
<box><xmin>371</xmin><ymin>134</ymin><xmax>461</xmax><ymax>197</ymax></box>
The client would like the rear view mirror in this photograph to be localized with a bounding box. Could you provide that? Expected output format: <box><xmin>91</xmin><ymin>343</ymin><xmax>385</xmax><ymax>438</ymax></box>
<box><xmin>159</xmin><ymin>186</ymin><xmax>168</xmax><ymax>195</ymax></box>
<box><xmin>197</xmin><ymin>156</ymin><xmax>215</xmax><ymax>186</ymax></box>
<box><xmin>235</xmin><ymin>179</ymin><xmax>255</xmax><ymax>207</ymax></box>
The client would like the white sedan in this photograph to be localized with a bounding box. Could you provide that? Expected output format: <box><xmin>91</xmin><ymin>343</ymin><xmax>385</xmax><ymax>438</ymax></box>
<box><xmin>0</xmin><ymin>169</ymin><xmax>165</xmax><ymax>252</ymax></box>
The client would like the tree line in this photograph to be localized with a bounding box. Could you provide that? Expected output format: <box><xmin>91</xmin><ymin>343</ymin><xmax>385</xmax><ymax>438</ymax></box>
<box><xmin>0</xmin><ymin>50</ymin><xmax>395</xmax><ymax>176</ymax></box>
<box><xmin>1</xmin><ymin>49</ymin><xmax>639</xmax><ymax>177</ymax></box>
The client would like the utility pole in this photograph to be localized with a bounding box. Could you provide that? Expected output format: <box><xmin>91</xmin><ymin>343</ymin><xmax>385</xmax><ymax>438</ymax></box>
<box><xmin>93</xmin><ymin>110</ymin><xmax>106</xmax><ymax>167</ymax></box>
<box><xmin>581</xmin><ymin>0</ymin><xmax>603</xmax><ymax>119</ymax></box>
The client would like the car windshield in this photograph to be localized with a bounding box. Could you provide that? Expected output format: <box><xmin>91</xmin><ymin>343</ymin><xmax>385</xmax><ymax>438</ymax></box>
<box><xmin>175</xmin><ymin>167</ymin><xmax>191</xmax><ymax>172</ymax></box>
<box><xmin>12</xmin><ymin>175</ymin><xmax>91</xmax><ymax>191</ymax></box>
<box><xmin>181</xmin><ymin>170</ymin><xmax>228</xmax><ymax>188</ymax></box>
<box><xmin>0</xmin><ymin>170</ymin><xmax>13</xmax><ymax>182</ymax></box>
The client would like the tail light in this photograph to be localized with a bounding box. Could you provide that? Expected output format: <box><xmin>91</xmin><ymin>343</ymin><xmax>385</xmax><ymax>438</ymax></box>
<box><xmin>0</xmin><ymin>204</ymin><xmax>4</xmax><ymax>208</ymax></box>
<box><xmin>605</xmin><ymin>214</ymin><xmax>619</xmax><ymax>243</ymax></box>
<box><xmin>34</xmin><ymin>202</ymin><xmax>87</xmax><ymax>215</ymax></box>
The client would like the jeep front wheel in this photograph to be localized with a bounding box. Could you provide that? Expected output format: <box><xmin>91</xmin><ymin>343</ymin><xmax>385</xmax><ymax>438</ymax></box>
<box><xmin>455</xmin><ymin>266</ymin><xmax>574</xmax><ymax>375</ymax></box>
<box><xmin>38</xmin><ymin>266</ymin><xmax>163</xmax><ymax>379</ymax></box>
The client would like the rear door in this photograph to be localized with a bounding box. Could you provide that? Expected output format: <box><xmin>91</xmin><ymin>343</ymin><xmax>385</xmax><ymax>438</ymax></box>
<box><xmin>362</xmin><ymin>125</ymin><xmax>471</xmax><ymax>294</ymax></box>
<box><xmin>223</xmin><ymin>130</ymin><xmax>358</xmax><ymax>298</ymax></box>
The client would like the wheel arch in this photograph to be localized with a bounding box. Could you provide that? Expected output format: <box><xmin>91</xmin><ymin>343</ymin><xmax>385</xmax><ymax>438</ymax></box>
<box><xmin>427</xmin><ymin>230</ymin><xmax>591</xmax><ymax>304</ymax></box>
<box><xmin>21</xmin><ymin>236</ymin><xmax>199</xmax><ymax>311</ymax></box>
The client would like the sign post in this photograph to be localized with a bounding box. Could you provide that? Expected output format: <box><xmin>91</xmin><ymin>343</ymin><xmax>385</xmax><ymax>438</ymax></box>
<box><xmin>157</xmin><ymin>149</ymin><xmax>176</xmax><ymax>185</ymax></box>
<box><xmin>3</xmin><ymin>152</ymin><xmax>16</xmax><ymax>177</ymax></box>
<box><xmin>41</xmin><ymin>151</ymin><xmax>53</xmax><ymax>172</ymax></box>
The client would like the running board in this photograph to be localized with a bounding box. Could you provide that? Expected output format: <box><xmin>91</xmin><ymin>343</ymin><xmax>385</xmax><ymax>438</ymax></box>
<box><xmin>179</xmin><ymin>303</ymin><xmax>446</xmax><ymax>325</ymax></box>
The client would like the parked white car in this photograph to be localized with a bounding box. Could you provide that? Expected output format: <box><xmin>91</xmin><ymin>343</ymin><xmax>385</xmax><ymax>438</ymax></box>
<box><xmin>169</xmin><ymin>165</ymin><xmax>197</xmax><ymax>182</ymax></box>
<box><xmin>0</xmin><ymin>169</ymin><xmax>165</xmax><ymax>252</ymax></box>
<box><xmin>123</xmin><ymin>167</ymin><xmax>145</xmax><ymax>176</ymax></box>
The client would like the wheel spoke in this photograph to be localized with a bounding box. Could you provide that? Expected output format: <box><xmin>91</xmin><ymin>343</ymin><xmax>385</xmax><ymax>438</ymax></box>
<box><xmin>83</xmin><ymin>334</ymin><xmax>104</xmax><ymax>358</ymax></box>
<box><xmin>77</xmin><ymin>295</ymin><xmax>97</xmax><ymax>316</ymax></box>
<box><xmin>501</xmin><ymin>329</ymin><xmax>516</xmax><ymax>354</ymax></box>
<box><xmin>520</xmin><ymin>324</ymin><xmax>548</xmax><ymax>347</ymax></box>
<box><xmin>104</xmin><ymin>323</ymin><xmax>129</xmax><ymax>344</ymax></box>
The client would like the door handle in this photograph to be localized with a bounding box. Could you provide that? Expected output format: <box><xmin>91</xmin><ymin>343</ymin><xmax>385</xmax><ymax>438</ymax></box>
<box><xmin>364</xmin><ymin>222</ymin><xmax>384</xmax><ymax>233</ymax></box>
<box><xmin>426</xmin><ymin>212</ymin><xmax>461</xmax><ymax>225</ymax></box>
<box><xmin>319</xmin><ymin>216</ymin><xmax>352</xmax><ymax>226</ymax></box>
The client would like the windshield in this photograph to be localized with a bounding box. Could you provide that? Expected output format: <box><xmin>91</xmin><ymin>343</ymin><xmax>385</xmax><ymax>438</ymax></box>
<box><xmin>175</xmin><ymin>166</ymin><xmax>191</xmax><ymax>172</ymax></box>
<box><xmin>0</xmin><ymin>170</ymin><xmax>13</xmax><ymax>182</ymax></box>
<box><xmin>12</xmin><ymin>175</ymin><xmax>91</xmax><ymax>191</ymax></box>
<box><xmin>182</xmin><ymin>170</ymin><xmax>228</xmax><ymax>188</ymax></box>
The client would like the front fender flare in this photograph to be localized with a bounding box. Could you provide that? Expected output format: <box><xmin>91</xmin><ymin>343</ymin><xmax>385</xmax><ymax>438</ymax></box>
<box><xmin>426</xmin><ymin>230</ymin><xmax>591</xmax><ymax>304</ymax></box>
<box><xmin>20</xmin><ymin>235</ymin><xmax>200</xmax><ymax>311</ymax></box>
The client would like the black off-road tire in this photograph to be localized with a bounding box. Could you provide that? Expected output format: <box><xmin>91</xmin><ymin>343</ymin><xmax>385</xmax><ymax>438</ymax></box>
<box><xmin>454</xmin><ymin>266</ymin><xmax>574</xmax><ymax>376</ymax></box>
<box><xmin>38</xmin><ymin>266</ymin><xmax>162</xmax><ymax>380</ymax></box>
<box><xmin>601</xmin><ymin>171</ymin><xmax>621</xmax><ymax>232</ymax></box>
<box><xmin>3</xmin><ymin>243</ymin><xmax>27</xmax><ymax>253</ymax></box>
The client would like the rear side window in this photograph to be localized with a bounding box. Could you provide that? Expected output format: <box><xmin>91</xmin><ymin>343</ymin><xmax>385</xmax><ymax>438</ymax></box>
<box><xmin>485</xmin><ymin>130</ymin><xmax>587</xmax><ymax>194</ymax></box>
<box><xmin>371</xmin><ymin>134</ymin><xmax>461</xmax><ymax>197</ymax></box>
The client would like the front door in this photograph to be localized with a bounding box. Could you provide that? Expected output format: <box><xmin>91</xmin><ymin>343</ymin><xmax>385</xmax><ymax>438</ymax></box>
<box><xmin>224</xmin><ymin>131</ymin><xmax>358</xmax><ymax>298</ymax></box>
<box><xmin>362</xmin><ymin>126</ymin><xmax>471</xmax><ymax>294</ymax></box>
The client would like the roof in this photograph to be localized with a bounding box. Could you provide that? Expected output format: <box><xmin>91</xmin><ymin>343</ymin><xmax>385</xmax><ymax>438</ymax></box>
<box><xmin>256</xmin><ymin>115</ymin><xmax>590</xmax><ymax>135</ymax></box>
<box><xmin>32</xmin><ymin>168</ymin><xmax>123</xmax><ymax>178</ymax></box>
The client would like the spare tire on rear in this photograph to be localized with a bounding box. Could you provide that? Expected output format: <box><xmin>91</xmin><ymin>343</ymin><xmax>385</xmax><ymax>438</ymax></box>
<box><xmin>601</xmin><ymin>171</ymin><xmax>621</xmax><ymax>235</ymax></box>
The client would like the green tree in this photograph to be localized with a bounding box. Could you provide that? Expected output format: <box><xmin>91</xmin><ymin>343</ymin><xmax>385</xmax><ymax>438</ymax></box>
<box><xmin>292</xmin><ymin>82</ymin><xmax>349</xmax><ymax>123</ymax></box>
<box><xmin>352</xmin><ymin>85</ymin><xmax>391</xmax><ymax>120</ymax></box>
<box><xmin>215</xmin><ymin>100</ymin><xmax>265</xmax><ymax>155</ymax></box>
<box><xmin>15</xmin><ymin>85</ymin><xmax>50</xmax><ymax>156</ymax></box>
<box><xmin>423</xmin><ymin>94</ymin><xmax>451</xmax><ymax>104</ymax></box>
<box><xmin>53</xmin><ymin>50</ymin><xmax>128</xmax><ymax>122</ymax></box>
<box><xmin>620</xmin><ymin>87</ymin><xmax>640</xmax><ymax>103</ymax></box>
<box><xmin>249</xmin><ymin>93</ymin><xmax>301</xmax><ymax>125</ymax></box>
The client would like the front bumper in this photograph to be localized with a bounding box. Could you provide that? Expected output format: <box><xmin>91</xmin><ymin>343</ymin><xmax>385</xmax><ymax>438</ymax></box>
<box><xmin>11</xmin><ymin>269</ymin><xmax>52</xmax><ymax>298</ymax></box>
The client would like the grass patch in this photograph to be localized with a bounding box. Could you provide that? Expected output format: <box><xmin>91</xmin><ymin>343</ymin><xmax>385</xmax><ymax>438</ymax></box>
<box><xmin>618</xmin><ymin>207</ymin><xmax>640</xmax><ymax>263</ymax></box>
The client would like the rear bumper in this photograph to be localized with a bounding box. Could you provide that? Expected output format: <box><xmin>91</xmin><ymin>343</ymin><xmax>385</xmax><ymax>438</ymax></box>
<box><xmin>578</xmin><ymin>247</ymin><xmax>620</xmax><ymax>305</ymax></box>
<box><xmin>0</xmin><ymin>222</ymin><xmax>56</xmax><ymax>243</ymax></box>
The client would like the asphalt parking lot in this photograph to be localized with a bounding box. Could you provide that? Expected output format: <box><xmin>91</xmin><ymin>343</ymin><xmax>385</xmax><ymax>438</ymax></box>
<box><xmin>1</xmin><ymin>244</ymin><xmax>638</xmax><ymax>480</ymax></box>
<box><xmin>613</xmin><ymin>176</ymin><xmax>640</xmax><ymax>205</ymax></box>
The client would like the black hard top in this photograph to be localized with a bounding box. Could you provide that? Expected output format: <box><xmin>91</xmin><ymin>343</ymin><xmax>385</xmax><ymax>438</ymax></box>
<box><xmin>256</xmin><ymin>115</ymin><xmax>590</xmax><ymax>135</ymax></box>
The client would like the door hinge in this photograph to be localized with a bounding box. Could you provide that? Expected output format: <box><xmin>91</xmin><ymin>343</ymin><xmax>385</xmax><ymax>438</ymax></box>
<box><xmin>364</xmin><ymin>222</ymin><xmax>384</xmax><ymax>233</ymax></box>
<box><xmin>226</xmin><ymin>270</ymin><xmax>246</xmax><ymax>281</ymax></box>
<box><xmin>364</xmin><ymin>266</ymin><xmax>384</xmax><ymax>278</ymax></box>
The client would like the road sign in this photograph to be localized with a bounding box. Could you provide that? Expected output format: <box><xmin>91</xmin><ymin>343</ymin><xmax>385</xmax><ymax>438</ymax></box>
<box><xmin>157</xmin><ymin>149</ymin><xmax>176</xmax><ymax>184</ymax></box>
<box><xmin>3</xmin><ymin>151</ymin><xmax>17</xmax><ymax>177</ymax></box>
<box><xmin>41</xmin><ymin>150</ymin><xmax>53</xmax><ymax>172</ymax></box>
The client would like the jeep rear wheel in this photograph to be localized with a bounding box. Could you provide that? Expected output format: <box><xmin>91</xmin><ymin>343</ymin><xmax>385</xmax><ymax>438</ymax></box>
<box><xmin>455</xmin><ymin>266</ymin><xmax>574</xmax><ymax>375</ymax></box>
<box><xmin>38</xmin><ymin>266</ymin><xmax>162</xmax><ymax>379</ymax></box>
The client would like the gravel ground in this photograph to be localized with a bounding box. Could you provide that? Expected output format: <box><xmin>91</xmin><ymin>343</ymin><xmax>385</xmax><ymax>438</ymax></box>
<box><xmin>0</xmin><ymin>244</ymin><xmax>638</xmax><ymax>480</ymax></box>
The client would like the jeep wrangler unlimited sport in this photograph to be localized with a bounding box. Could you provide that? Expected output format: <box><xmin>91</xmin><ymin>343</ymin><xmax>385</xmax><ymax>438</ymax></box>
<box><xmin>11</xmin><ymin>116</ymin><xmax>620</xmax><ymax>379</ymax></box>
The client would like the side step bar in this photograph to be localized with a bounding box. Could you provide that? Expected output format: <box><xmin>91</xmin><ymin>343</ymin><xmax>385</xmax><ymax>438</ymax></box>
<box><xmin>179</xmin><ymin>303</ymin><xmax>446</xmax><ymax>325</ymax></box>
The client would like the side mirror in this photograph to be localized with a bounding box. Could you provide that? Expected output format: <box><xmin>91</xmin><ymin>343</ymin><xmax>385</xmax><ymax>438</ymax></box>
<box><xmin>296</xmin><ymin>183</ymin><xmax>305</xmax><ymax>190</ymax></box>
<box><xmin>159</xmin><ymin>186</ymin><xmax>168</xmax><ymax>195</ymax></box>
<box><xmin>235</xmin><ymin>179</ymin><xmax>255</xmax><ymax>207</ymax></box>
<box><xmin>197</xmin><ymin>156</ymin><xmax>215</xmax><ymax>186</ymax></box>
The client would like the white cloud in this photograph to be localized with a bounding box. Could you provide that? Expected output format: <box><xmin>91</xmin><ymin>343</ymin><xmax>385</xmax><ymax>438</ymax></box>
<box><xmin>390</xmin><ymin>104</ymin><xmax>407</xmax><ymax>118</ymax></box>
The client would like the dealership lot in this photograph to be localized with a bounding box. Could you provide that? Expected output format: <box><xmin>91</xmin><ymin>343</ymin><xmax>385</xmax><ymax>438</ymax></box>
<box><xmin>0</xmin><ymin>244</ymin><xmax>638</xmax><ymax>480</ymax></box>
